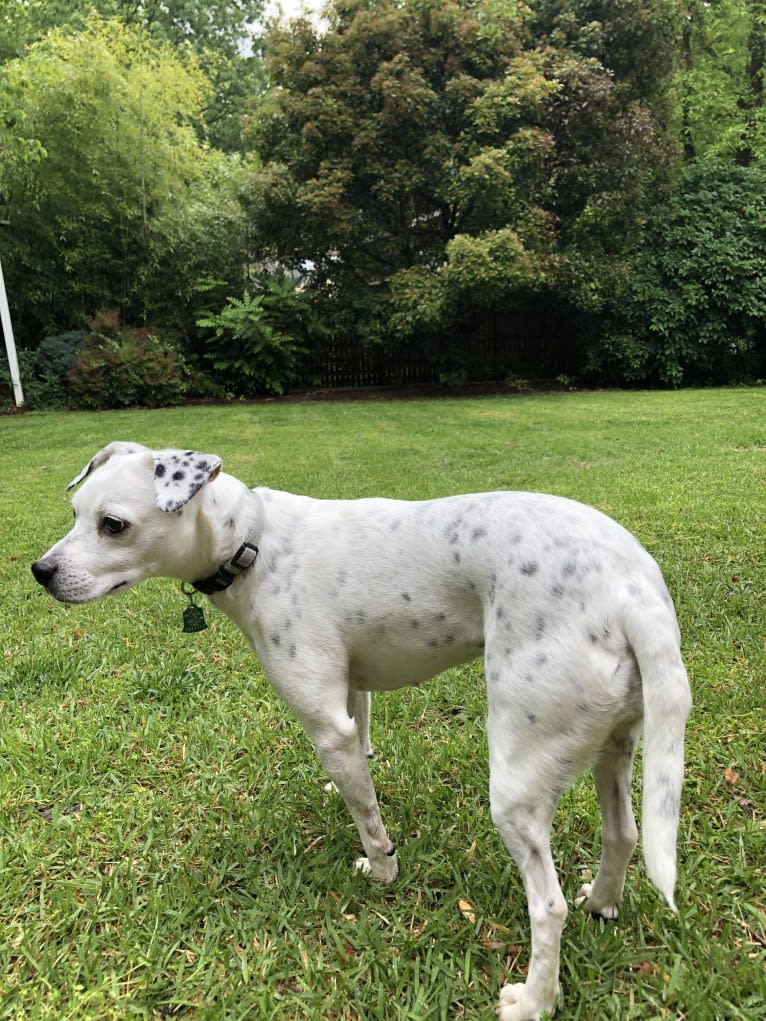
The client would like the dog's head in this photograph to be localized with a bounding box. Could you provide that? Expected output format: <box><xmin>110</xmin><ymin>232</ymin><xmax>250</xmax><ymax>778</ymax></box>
<box><xmin>31</xmin><ymin>442</ymin><xmax>223</xmax><ymax>603</ymax></box>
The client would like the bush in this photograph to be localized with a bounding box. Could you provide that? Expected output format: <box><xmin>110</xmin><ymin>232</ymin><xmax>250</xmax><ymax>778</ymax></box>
<box><xmin>2</xmin><ymin>332</ymin><xmax>87</xmax><ymax>410</ymax></box>
<box><xmin>590</xmin><ymin>159</ymin><xmax>766</xmax><ymax>386</ymax></box>
<box><xmin>196</xmin><ymin>275</ymin><xmax>323</xmax><ymax>396</ymax></box>
<box><xmin>66</xmin><ymin>312</ymin><xmax>188</xmax><ymax>409</ymax></box>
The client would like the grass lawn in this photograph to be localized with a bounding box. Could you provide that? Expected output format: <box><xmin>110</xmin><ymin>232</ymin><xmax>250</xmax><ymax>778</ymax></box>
<box><xmin>0</xmin><ymin>388</ymin><xmax>764</xmax><ymax>1020</ymax></box>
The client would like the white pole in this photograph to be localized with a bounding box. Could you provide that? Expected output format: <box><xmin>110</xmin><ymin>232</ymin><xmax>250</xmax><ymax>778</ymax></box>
<box><xmin>0</xmin><ymin>256</ymin><xmax>24</xmax><ymax>407</ymax></box>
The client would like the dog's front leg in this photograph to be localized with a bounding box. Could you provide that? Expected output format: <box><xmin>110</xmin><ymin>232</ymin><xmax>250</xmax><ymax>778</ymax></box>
<box><xmin>348</xmin><ymin>689</ymin><xmax>374</xmax><ymax>759</ymax></box>
<box><xmin>311</xmin><ymin>709</ymin><xmax>398</xmax><ymax>882</ymax></box>
<box><xmin>268</xmin><ymin>654</ymin><xmax>397</xmax><ymax>883</ymax></box>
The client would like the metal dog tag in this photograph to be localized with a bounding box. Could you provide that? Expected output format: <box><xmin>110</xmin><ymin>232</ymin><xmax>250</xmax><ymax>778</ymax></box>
<box><xmin>181</xmin><ymin>583</ymin><xmax>208</xmax><ymax>633</ymax></box>
<box><xmin>182</xmin><ymin>602</ymin><xmax>207</xmax><ymax>633</ymax></box>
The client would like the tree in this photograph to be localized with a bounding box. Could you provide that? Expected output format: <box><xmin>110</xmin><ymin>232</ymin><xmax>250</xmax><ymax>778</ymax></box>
<box><xmin>591</xmin><ymin>159</ymin><xmax>766</xmax><ymax>385</ymax></box>
<box><xmin>674</xmin><ymin>0</ymin><xmax>766</xmax><ymax>165</ymax></box>
<box><xmin>0</xmin><ymin>15</ymin><xmax>249</xmax><ymax>344</ymax></box>
<box><xmin>245</xmin><ymin>0</ymin><xmax>676</xmax><ymax>349</ymax></box>
<box><xmin>0</xmin><ymin>0</ymin><xmax>268</xmax><ymax>150</ymax></box>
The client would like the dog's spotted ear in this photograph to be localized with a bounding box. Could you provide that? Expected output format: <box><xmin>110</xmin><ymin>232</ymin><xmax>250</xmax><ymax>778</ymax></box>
<box><xmin>67</xmin><ymin>441</ymin><xmax>151</xmax><ymax>491</ymax></box>
<box><xmin>152</xmin><ymin>449</ymin><xmax>222</xmax><ymax>513</ymax></box>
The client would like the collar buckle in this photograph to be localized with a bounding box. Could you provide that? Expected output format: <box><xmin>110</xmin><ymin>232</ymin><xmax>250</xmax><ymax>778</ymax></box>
<box><xmin>193</xmin><ymin>539</ymin><xmax>259</xmax><ymax>595</ymax></box>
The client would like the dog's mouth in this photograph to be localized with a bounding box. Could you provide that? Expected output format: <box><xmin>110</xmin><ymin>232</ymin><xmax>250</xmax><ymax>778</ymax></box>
<box><xmin>31</xmin><ymin>558</ymin><xmax>131</xmax><ymax>603</ymax></box>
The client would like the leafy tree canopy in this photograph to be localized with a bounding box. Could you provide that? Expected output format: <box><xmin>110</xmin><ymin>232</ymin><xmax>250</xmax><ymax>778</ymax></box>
<box><xmin>0</xmin><ymin>0</ymin><xmax>268</xmax><ymax>149</ymax></box>
<box><xmin>245</xmin><ymin>0</ymin><xmax>675</xmax><ymax>344</ymax></box>
<box><xmin>0</xmin><ymin>14</ymin><xmax>249</xmax><ymax>342</ymax></box>
<box><xmin>676</xmin><ymin>0</ymin><xmax>766</xmax><ymax>165</ymax></box>
<box><xmin>593</xmin><ymin>158</ymin><xmax>766</xmax><ymax>385</ymax></box>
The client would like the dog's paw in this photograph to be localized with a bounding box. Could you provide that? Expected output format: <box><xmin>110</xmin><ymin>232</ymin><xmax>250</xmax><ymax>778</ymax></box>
<box><xmin>575</xmin><ymin>883</ymin><xmax>619</xmax><ymax>921</ymax></box>
<box><xmin>354</xmin><ymin>856</ymin><xmax>373</xmax><ymax>876</ymax></box>
<box><xmin>353</xmin><ymin>853</ymin><xmax>398</xmax><ymax>883</ymax></box>
<box><xmin>496</xmin><ymin>982</ymin><xmax>550</xmax><ymax>1021</ymax></box>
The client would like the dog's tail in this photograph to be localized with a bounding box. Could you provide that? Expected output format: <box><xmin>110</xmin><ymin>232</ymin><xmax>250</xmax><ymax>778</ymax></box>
<box><xmin>623</xmin><ymin>593</ymin><xmax>692</xmax><ymax>912</ymax></box>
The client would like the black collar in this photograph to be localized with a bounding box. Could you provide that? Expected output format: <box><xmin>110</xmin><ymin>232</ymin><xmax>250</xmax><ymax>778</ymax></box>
<box><xmin>193</xmin><ymin>539</ymin><xmax>259</xmax><ymax>595</ymax></box>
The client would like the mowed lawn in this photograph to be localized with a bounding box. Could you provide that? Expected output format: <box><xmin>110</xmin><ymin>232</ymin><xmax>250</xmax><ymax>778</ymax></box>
<box><xmin>0</xmin><ymin>388</ymin><xmax>764</xmax><ymax>1021</ymax></box>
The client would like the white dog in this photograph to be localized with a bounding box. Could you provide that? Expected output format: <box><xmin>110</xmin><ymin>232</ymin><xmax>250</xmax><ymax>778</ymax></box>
<box><xmin>32</xmin><ymin>442</ymin><xmax>691</xmax><ymax>1020</ymax></box>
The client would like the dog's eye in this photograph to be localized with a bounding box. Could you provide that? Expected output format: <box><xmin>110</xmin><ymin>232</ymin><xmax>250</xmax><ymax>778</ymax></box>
<box><xmin>102</xmin><ymin>515</ymin><xmax>128</xmax><ymax>535</ymax></box>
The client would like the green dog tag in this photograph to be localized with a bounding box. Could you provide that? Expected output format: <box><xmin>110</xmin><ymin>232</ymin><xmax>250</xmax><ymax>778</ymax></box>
<box><xmin>180</xmin><ymin>583</ymin><xmax>208</xmax><ymax>634</ymax></box>
<box><xmin>183</xmin><ymin>602</ymin><xmax>207</xmax><ymax>633</ymax></box>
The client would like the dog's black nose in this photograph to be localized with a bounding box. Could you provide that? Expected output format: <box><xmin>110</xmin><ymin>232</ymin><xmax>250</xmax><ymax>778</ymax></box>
<box><xmin>31</xmin><ymin>559</ymin><xmax>56</xmax><ymax>587</ymax></box>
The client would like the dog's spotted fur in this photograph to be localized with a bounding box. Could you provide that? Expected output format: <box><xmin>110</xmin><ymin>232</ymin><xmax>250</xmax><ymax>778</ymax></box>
<box><xmin>32</xmin><ymin>442</ymin><xmax>692</xmax><ymax>1019</ymax></box>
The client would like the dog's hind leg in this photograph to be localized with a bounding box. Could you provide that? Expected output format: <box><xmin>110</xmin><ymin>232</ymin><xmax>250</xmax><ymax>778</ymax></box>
<box><xmin>492</xmin><ymin>777</ymin><xmax>567</xmax><ymax>1021</ymax></box>
<box><xmin>487</xmin><ymin>710</ymin><xmax>568</xmax><ymax>1020</ymax></box>
<box><xmin>577</xmin><ymin>725</ymin><xmax>640</xmax><ymax>920</ymax></box>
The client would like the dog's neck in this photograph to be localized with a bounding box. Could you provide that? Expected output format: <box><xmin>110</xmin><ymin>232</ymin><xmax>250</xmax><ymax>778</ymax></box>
<box><xmin>188</xmin><ymin>474</ymin><xmax>265</xmax><ymax>592</ymax></box>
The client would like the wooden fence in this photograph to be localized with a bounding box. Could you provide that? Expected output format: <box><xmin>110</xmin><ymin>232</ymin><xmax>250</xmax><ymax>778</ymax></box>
<box><xmin>301</xmin><ymin>309</ymin><xmax>583</xmax><ymax>389</ymax></box>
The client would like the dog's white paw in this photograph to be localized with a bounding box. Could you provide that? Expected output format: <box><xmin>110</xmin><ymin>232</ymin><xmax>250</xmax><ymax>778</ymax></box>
<box><xmin>354</xmin><ymin>856</ymin><xmax>373</xmax><ymax>876</ymax></box>
<box><xmin>497</xmin><ymin>982</ymin><xmax>551</xmax><ymax>1021</ymax></box>
<box><xmin>354</xmin><ymin>853</ymin><xmax>398</xmax><ymax>883</ymax></box>
<box><xmin>575</xmin><ymin>883</ymin><xmax>619</xmax><ymax>921</ymax></box>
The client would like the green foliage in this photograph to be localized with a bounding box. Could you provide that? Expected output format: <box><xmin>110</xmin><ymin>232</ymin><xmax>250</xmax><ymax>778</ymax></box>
<box><xmin>0</xmin><ymin>0</ymin><xmax>267</xmax><ymax>150</ymax></box>
<box><xmin>196</xmin><ymin>276</ymin><xmax>320</xmax><ymax>395</ymax></box>
<box><xmin>4</xmin><ymin>348</ymin><xmax>66</xmax><ymax>410</ymax></box>
<box><xmin>674</xmin><ymin>0</ymin><xmax>766</xmax><ymax>164</ymax></box>
<box><xmin>37</xmin><ymin>331</ymin><xmax>86</xmax><ymax>378</ymax></box>
<box><xmin>0</xmin><ymin>13</ymin><xmax>249</xmax><ymax>345</ymax></box>
<box><xmin>248</xmin><ymin>0</ymin><xmax>673</xmax><ymax>347</ymax></box>
<box><xmin>66</xmin><ymin>311</ymin><xmax>188</xmax><ymax>409</ymax></box>
<box><xmin>591</xmin><ymin>159</ymin><xmax>766</xmax><ymax>385</ymax></box>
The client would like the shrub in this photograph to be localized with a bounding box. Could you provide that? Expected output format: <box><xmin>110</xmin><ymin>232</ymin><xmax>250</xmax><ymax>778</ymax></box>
<box><xmin>590</xmin><ymin>159</ymin><xmax>766</xmax><ymax>386</ymax></box>
<box><xmin>2</xmin><ymin>332</ymin><xmax>87</xmax><ymax>410</ymax></box>
<box><xmin>37</xmin><ymin>331</ymin><xmax>87</xmax><ymax>378</ymax></box>
<box><xmin>67</xmin><ymin>313</ymin><xmax>188</xmax><ymax>409</ymax></box>
<box><xmin>196</xmin><ymin>275</ymin><xmax>321</xmax><ymax>396</ymax></box>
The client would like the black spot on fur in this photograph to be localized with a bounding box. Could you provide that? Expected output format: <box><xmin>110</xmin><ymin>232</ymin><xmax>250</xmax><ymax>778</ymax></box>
<box><xmin>521</xmin><ymin>561</ymin><xmax>538</xmax><ymax>576</ymax></box>
<box><xmin>154</xmin><ymin>464</ymin><xmax>166</xmax><ymax>478</ymax></box>
<box><xmin>172</xmin><ymin>470</ymin><xmax>185</xmax><ymax>482</ymax></box>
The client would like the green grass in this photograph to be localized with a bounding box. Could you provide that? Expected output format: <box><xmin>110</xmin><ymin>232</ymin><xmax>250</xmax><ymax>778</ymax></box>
<box><xmin>1</xmin><ymin>388</ymin><xmax>764</xmax><ymax>1020</ymax></box>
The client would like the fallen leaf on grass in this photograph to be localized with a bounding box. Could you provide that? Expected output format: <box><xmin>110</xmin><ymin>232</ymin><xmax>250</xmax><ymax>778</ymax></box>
<box><xmin>724</xmin><ymin>766</ymin><xmax>740</xmax><ymax>787</ymax></box>
<box><xmin>481</xmin><ymin>938</ymin><xmax>508</xmax><ymax>951</ymax></box>
<box><xmin>459</xmin><ymin>899</ymin><xmax>476</xmax><ymax>924</ymax></box>
<box><xmin>632</xmin><ymin>961</ymin><xmax>661</xmax><ymax>977</ymax></box>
